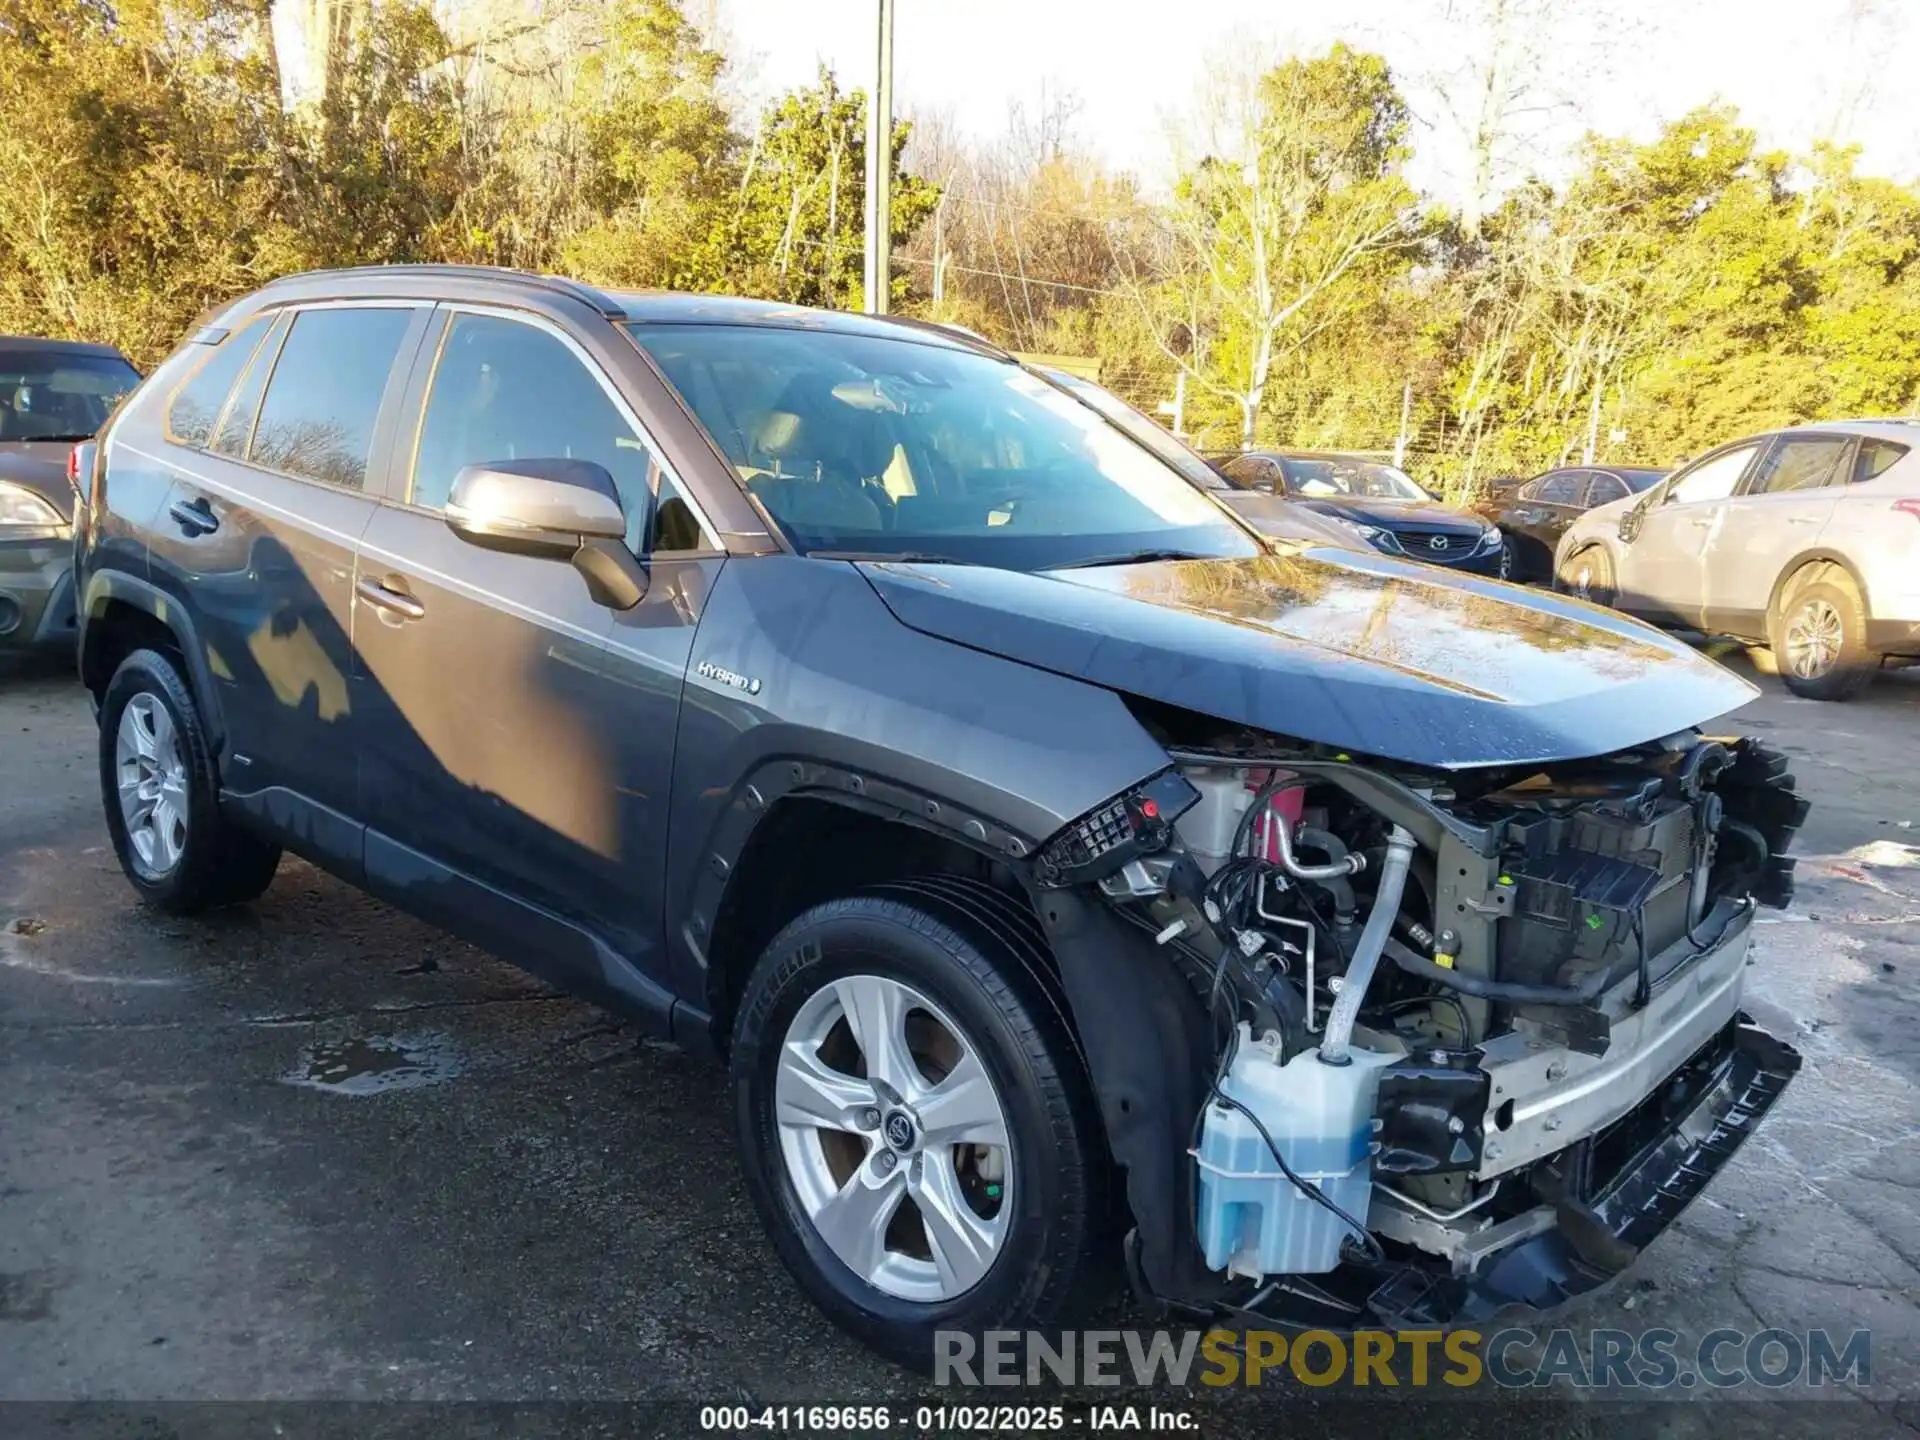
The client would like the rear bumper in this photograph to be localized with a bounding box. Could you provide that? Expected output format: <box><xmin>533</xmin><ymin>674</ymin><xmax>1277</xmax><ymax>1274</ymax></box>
<box><xmin>0</xmin><ymin>534</ymin><xmax>75</xmax><ymax>653</ymax></box>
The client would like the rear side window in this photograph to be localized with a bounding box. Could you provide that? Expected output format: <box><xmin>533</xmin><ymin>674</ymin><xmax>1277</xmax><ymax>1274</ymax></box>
<box><xmin>250</xmin><ymin>307</ymin><xmax>414</xmax><ymax>490</ymax></box>
<box><xmin>165</xmin><ymin>320</ymin><xmax>266</xmax><ymax>448</ymax></box>
<box><xmin>1853</xmin><ymin>438</ymin><xmax>1909</xmax><ymax>483</ymax></box>
<box><xmin>1748</xmin><ymin>435</ymin><xmax>1850</xmax><ymax>495</ymax></box>
<box><xmin>1587</xmin><ymin>474</ymin><xmax>1629</xmax><ymax>506</ymax></box>
<box><xmin>1536</xmin><ymin>473</ymin><xmax>1584</xmax><ymax>504</ymax></box>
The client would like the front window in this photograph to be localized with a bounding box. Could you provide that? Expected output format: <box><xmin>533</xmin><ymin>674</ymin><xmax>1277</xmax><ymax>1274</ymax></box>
<box><xmin>1</xmin><ymin>347</ymin><xmax>139</xmax><ymax>443</ymax></box>
<box><xmin>1278</xmin><ymin>456</ymin><xmax>1427</xmax><ymax>502</ymax></box>
<box><xmin>626</xmin><ymin>324</ymin><xmax>1257</xmax><ymax>569</ymax></box>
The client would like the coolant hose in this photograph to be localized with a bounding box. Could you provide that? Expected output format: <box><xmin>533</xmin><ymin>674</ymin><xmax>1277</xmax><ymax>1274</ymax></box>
<box><xmin>1318</xmin><ymin>824</ymin><xmax>1417</xmax><ymax>1067</ymax></box>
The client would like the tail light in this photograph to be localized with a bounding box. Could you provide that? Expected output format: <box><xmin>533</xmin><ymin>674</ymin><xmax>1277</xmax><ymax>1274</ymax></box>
<box><xmin>66</xmin><ymin>445</ymin><xmax>80</xmax><ymax>490</ymax></box>
<box><xmin>1895</xmin><ymin>499</ymin><xmax>1920</xmax><ymax>523</ymax></box>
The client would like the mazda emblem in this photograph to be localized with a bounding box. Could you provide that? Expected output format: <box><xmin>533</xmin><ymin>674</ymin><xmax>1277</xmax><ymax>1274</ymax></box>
<box><xmin>1429</xmin><ymin>535</ymin><xmax>1449</xmax><ymax>551</ymax></box>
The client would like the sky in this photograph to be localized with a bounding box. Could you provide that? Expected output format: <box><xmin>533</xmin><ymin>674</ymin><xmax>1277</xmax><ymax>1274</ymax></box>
<box><xmin>710</xmin><ymin>0</ymin><xmax>1920</xmax><ymax>204</ymax></box>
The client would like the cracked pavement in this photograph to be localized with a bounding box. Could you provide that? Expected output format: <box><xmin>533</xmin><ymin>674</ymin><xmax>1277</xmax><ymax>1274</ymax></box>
<box><xmin>2</xmin><ymin>656</ymin><xmax>1916</xmax><ymax>1438</ymax></box>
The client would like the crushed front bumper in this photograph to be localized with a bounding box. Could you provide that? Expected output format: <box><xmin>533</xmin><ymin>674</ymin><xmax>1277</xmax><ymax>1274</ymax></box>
<box><xmin>1220</xmin><ymin>1014</ymin><xmax>1799</xmax><ymax>1332</ymax></box>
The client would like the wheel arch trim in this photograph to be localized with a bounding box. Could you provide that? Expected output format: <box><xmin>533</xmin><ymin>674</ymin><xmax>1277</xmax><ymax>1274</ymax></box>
<box><xmin>79</xmin><ymin>570</ymin><xmax>228</xmax><ymax>749</ymax></box>
<box><xmin>1767</xmin><ymin>547</ymin><xmax>1872</xmax><ymax>627</ymax></box>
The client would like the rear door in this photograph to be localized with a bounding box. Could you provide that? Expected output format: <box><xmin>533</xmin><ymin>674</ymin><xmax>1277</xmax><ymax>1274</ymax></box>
<box><xmin>1507</xmin><ymin>471</ymin><xmax>1587</xmax><ymax>560</ymax></box>
<box><xmin>1702</xmin><ymin>432</ymin><xmax>1853</xmax><ymax>637</ymax></box>
<box><xmin>1613</xmin><ymin>442</ymin><xmax>1764</xmax><ymax>626</ymax></box>
<box><xmin>146</xmin><ymin>302</ymin><xmax>427</xmax><ymax>863</ymax></box>
<box><xmin>351</xmin><ymin>304</ymin><xmax>724</xmax><ymax>994</ymax></box>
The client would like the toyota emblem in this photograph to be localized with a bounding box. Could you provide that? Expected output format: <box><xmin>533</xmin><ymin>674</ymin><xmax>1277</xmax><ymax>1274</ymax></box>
<box><xmin>883</xmin><ymin>1110</ymin><xmax>917</xmax><ymax>1151</ymax></box>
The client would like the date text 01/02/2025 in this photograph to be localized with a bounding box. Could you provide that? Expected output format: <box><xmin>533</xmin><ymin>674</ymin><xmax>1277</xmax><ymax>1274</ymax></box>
<box><xmin>697</xmin><ymin>1404</ymin><xmax>1198</xmax><ymax>1431</ymax></box>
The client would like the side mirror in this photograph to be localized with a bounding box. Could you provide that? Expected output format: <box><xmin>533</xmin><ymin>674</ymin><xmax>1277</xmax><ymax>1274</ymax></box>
<box><xmin>1618</xmin><ymin>502</ymin><xmax>1645</xmax><ymax>543</ymax></box>
<box><xmin>445</xmin><ymin>458</ymin><xmax>647</xmax><ymax>609</ymax></box>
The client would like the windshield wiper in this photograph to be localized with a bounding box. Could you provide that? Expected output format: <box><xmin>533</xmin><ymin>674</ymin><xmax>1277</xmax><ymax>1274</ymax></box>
<box><xmin>1048</xmin><ymin>547</ymin><xmax>1215</xmax><ymax>570</ymax></box>
<box><xmin>809</xmin><ymin>549</ymin><xmax>982</xmax><ymax>566</ymax></box>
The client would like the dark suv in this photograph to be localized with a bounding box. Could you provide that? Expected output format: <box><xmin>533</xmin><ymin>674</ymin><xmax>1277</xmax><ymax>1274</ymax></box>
<box><xmin>76</xmin><ymin>266</ymin><xmax>1806</xmax><ymax>1369</ymax></box>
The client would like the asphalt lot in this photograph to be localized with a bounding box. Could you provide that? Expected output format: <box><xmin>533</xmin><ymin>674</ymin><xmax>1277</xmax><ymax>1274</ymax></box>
<box><xmin>3</xmin><ymin>648</ymin><xmax>1918</xmax><ymax>1438</ymax></box>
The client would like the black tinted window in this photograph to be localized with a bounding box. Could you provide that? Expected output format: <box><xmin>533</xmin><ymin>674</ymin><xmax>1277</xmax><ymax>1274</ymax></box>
<box><xmin>1536</xmin><ymin>473</ymin><xmax>1584</xmax><ymax>504</ymax></box>
<box><xmin>0</xmin><ymin>347</ymin><xmax>138</xmax><ymax>443</ymax></box>
<box><xmin>413</xmin><ymin>313</ymin><xmax>699</xmax><ymax>552</ymax></box>
<box><xmin>166</xmin><ymin>322</ymin><xmax>265</xmax><ymax>448</ymax></box>
<box><xmin>251</xmin><ymin>308</ymin><xmax>413</xmax><ymax>490</ymax></box>
<box><xmin>1854</xmin><ymin>438</ymin><xmax>1909</xmax><ymax>483</ymax></box>
<box><xmin>1749</xmin><ymin>435</ymin><xmax>1849</xmax><ymax>495</ymax></box>
<box><xmin>1587</xmin><ymin>474</ymin><xmax>1629</xmax><ymax>506</ymax></box>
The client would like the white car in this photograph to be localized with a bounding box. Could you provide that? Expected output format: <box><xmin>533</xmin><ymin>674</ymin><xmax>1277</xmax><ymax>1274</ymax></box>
<box><xmin>1554</xmin><ymin>420</ymin><xmax>1920</xmax><ymax>699</ymax></box>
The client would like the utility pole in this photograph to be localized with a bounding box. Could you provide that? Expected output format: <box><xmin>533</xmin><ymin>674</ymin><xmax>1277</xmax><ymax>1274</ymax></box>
<box><xmin>1393</xmin><ymin>379</ymin><xmax>1412</xmax><ymax>468</ymax></box>
<box><xmin>862</xmin><ymin>0</ymin><xmax>895</xmax><ymax>316</ymax></box>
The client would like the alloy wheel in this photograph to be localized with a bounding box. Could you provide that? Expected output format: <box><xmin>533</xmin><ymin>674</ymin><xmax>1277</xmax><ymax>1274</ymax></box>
<box><xmin>115</xmin><ymin>693</ymin><xmax>189</xmax><ymax>876</ymax></box>
<box><xmin>1497</xmin><ymin>539</ymin><xmax>1516</xmax><ymax>581</ymax></box>
<box><xmin>1783</xmin><ymin>596</ymin><xmax>1844</xmax><ymax>680</ymax></box>
<box><xmin>775</xmin><ymin>974</ymin><xmax>1013</xmax><ymax>1301</ymax></box>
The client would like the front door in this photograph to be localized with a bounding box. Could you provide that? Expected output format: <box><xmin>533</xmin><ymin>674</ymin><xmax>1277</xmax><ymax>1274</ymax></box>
<box><xmin>145</xmin><ymin>303</ymin><xmax>426</xmax><ymax>856</ymax></box>
<box><xmin>1508</xmin><ymin>470</ymin><xmax>1588</xmax><ymax>572</ymax></box>
<box><xmin>1614</xmin><ymin>442</ymin><xmax>1764</xmax><ymax>627</ymax></box>
<box><xmin>350</xmin><ymin>306</ymin><xmax>723</xmax><ymax>999</ymax></box>
<box><xmin>1702</xmin><ymin>432</ymin><xmax>1852</xmax><ymax>638</ymax></box>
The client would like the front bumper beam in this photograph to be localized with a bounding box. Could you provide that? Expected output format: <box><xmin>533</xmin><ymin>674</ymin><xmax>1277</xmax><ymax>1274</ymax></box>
<box><xmin>1223</xmin><ymin>1015</ymin><xmax>1799</xmax><ymax>1332</ymax></box>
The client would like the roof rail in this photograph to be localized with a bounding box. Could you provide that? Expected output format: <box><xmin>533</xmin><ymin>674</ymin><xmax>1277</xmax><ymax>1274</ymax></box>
<box><xmin>263</xmin><ymin>264</ymin><xmax>628</xmax><ymax>320</ymax></box>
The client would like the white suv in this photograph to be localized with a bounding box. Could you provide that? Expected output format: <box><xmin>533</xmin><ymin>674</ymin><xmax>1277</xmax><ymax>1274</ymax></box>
<box><xmin>1554</xmin><ymin>420</ymin><xmax>1919</xmax><ymax>700</ymax></box>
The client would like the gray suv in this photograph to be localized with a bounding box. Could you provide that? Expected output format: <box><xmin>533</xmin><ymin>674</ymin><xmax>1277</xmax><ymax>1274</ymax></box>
<box><xmin>76</xmin><ymin>265</ymin><xmax>1806</xmax><ymax>1368</ymax></box>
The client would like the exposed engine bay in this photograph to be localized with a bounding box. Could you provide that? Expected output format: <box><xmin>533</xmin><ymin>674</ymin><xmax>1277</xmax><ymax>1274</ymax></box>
<box><xmin>1034</xmin><ymin>726</ymin><xmax>1808</xmax><ymax>1328</ymax></box>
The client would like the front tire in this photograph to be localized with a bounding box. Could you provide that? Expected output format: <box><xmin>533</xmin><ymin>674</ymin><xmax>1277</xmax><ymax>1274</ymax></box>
<box><xmin>1558</xmin><ymin>545</ymin><xmax>1615</xmax><ymax>606</ymax></box>
<box><xmin>730</xmin><ymin>891</ymin><xmax>1106</xmax><ymax>1371</ymax></box>
<box><xmin>1770</xmin><ymin>574</ymin><xmax>1877</xmax><ymax>701</ymax></box>
<box><xmin>99</xmin><ymin>648</ymin><xmax>282</xmax><ymax>912</ymax></box>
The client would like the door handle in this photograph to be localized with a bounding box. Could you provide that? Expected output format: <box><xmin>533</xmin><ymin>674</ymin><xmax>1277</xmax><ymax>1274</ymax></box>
<box><xmin>355</xmin><ymin>577</ymin><xmax>426</xmax><ymax>621</ymax></box>
<box><xmin>1786</xmin><ymin>515</ymin><xmax>1818</xmax><ymax>525</ymax></box>
<box><xmin>168</xmin><ymin>497</ymin><xmax>218</xmax><ymax>535</ymax></box>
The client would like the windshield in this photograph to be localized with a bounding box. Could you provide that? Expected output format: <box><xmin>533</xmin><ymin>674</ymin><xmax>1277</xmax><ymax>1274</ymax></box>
<box><xmin>627</xmin><ymin>324</ymin><xmax>1257</xmax><ymax>568</ymax></box>
<box><xmin>1280</xmin><ymin>456</ymin><xmax>1427</xmax><ymax>502</ymax></box>
<box><xmin>0</xmin><ymin>348</ymin><xmax>138</xmax><ymax>442</ymax></box>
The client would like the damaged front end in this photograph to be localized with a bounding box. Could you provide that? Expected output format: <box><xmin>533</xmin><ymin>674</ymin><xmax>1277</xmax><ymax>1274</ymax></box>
<box><xmin>1030</xmin><ymin>726</ymin><xmax>1808</xmax><ymax>1331</ymax></box>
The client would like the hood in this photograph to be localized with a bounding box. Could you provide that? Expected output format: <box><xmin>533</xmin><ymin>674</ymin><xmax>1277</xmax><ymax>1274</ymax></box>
<box><xmin>1296</xmin><ymin>494</ymin><xmax>1489</xmax><ymax>535</ymax></box>
<box><xmin>0</xmin><ymin>445</ymin><xmax>74</xmax><ymax>522</ymax></box>
<box><xmin>856</xmin><ymin>547</ymin><xmax>1756</xmax><ymax>770</ymax></box>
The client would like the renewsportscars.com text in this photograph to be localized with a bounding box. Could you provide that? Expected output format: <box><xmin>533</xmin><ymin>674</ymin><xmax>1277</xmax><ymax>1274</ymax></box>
<box><xmin>935</xmin><ymin>1327</ymin><xmax>1871</xmax><ymax>1391</ymax></box>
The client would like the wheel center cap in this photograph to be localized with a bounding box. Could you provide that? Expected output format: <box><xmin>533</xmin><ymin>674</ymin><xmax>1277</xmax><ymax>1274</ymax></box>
<box><xmin>881</xmin><ymin>1108</ymin><xmax>918</xmax><ymax>1153</ymax></box>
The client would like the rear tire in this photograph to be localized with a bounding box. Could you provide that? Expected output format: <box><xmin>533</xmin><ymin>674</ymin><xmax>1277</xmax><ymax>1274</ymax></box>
<box><xmin>730</xmin><ymin>890</ymin><xmax>1106</xmax><ymax>1371</ymax></box>
<box><xmin>1497</xmin><ymin>536</ymin><xmax>1520</xmax><ymax>582</ymax></box>
<box><xmin>99</xmin><ymin>648</ymin><xmax>282</xmax><ymax>913</ymax></box>
<box><xmin>1769</xmin><ymin>574</ymin><xmax>1877</xmax><ymax>701</ymax></box>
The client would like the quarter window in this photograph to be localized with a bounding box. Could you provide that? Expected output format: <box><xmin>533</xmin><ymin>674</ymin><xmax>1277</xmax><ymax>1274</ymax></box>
<box><xmin>165</xmin><ymin>319</ymin><xmax>268</xmax><ymax>449</ymax></box>
<box><xmin>1748</xmin><ymin>436</ymin><xmax>1851</xmax><ymax>496</ymax></box>
<box><xmin>212</xmin><ymin>315</ymin><xmax>288</xmax><ymax>459</ymax></box>
<box><xmin>1853</xmin><ymin>438</ymin><xmax>1909</xmax><ymax>483</ymax></box>
<box><xmin>411</xmin><ymin>312</ymin><xmax>710</xmax><ymax>553</ymax></box>
<box><xmin>251</xmin><ymin>308</ymin><xmax>414</xmax><ymax>490</ymax></box>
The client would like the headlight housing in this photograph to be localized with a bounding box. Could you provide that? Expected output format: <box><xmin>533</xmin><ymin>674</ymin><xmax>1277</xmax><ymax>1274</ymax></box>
<box><xmin>0</xmin><ymin>481</ymin><xmax>65</xmax><ymax>539</ymax></box>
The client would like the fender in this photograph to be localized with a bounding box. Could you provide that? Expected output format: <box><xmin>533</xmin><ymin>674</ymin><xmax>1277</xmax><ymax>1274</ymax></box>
<box><xmin>663</xmin><ymin>556</ymin><xmax>1174</xmax><ymax>1018</ymax></box>
<box><xmin>78</xmin><ymin>568</ymin><xmax>229</xmax><ymax>750</ymax></box>
<box><xmin>1766</xmin><ymin>546</ymin><xmax>1872</xmax><ymax>621</ymax></box>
